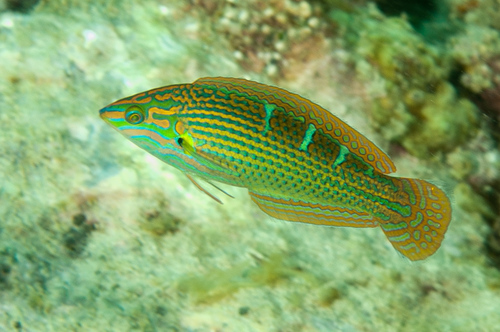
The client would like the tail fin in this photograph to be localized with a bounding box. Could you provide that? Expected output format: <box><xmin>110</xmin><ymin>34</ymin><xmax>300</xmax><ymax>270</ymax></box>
<box><xmin>380</xmin><ymin>178</ymin><xmax>452</xmax><ymax>261</ymax></box>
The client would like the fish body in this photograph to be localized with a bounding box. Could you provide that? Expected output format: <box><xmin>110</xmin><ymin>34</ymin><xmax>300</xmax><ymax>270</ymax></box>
<box><xmin>99</xmin><ymin>77</ymin><xmax>451</xmax><ymax>261</ymax></box>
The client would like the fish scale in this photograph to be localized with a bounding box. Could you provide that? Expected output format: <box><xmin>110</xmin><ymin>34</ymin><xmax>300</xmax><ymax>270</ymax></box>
<box><xmin>100</xmin><ymin>77</ymin><xmax>452</xmax><ymax>261</ymax></box>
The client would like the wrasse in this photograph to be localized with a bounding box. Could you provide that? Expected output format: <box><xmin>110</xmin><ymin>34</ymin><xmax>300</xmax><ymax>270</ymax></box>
<box><xmin>99</xmin><ymin>77</ymin><xmax>451</xmax><ymax>261</ymax></box>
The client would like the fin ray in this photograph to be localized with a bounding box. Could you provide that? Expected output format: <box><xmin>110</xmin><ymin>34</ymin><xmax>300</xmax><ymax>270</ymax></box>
<box><xmin>186</xmin><ymin>173</ymin><xmax>223</xmax><ymax>204</ymax></box>
<box><xmin>206</xmin><ymin>180</ymin><xmax>235</xmax><ymax>199</ymax></box>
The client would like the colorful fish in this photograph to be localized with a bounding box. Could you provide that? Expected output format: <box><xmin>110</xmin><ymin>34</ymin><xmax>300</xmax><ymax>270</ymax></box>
<box><xmin>99</xmin><ymin>77</ymin><xmax>452</xmax><ymax>261</ymax></box>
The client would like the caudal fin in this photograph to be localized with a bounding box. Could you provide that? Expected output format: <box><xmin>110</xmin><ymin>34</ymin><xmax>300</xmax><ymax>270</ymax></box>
<box><xmin>380</xmin><ymin>178</ymin><xmax>452</xmax><ymax>261</ymax></box>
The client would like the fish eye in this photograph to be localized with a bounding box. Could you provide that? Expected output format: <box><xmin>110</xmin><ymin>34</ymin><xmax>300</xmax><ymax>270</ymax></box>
<box><xmin>125</xmin><ymin>106</ymin><xmax>145</xmax><ymax>124</ymax></box>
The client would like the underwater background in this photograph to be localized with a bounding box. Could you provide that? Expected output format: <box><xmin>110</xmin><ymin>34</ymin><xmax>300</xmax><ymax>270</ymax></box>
<box><xmin>1</xmin><ymin>0</ymin><xmax>500</xmax><ymax>331</ymax></box>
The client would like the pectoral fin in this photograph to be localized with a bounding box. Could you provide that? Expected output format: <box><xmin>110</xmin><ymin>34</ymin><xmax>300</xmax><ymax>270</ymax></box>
<box><xmin>185</xmin><ymin>173</ymin><xmax>234</xmax><ymax>204</ymax></box>
<box><xmin>178</xmin><ymin>133</ymin><xmax>235</xmax><ymax>175</ymax></box>
<box><xmin>185</xmin><ymin>173</ymin><xmax>223</xmax><ymax>204</ymax></box>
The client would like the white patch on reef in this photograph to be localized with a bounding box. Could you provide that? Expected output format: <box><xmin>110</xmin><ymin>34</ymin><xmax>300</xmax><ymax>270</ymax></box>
<box><xmin>158</xmin><ymin>5</ymin><xmax>170</xmax><ymax>16</ymax></box>
<box><xmin>0</xmin><ymin>15</ymin><xmax>14</xmax><ymax>28</ymax></box>
<box><xmin>82</xmin><ymin>29</ymin><xmax>97</xmax><ymax>48</ymax></box>
<box><xmin>67</xmin><ymin>121</ymin><xmax>90</xmax><ymax>142</ymax></box>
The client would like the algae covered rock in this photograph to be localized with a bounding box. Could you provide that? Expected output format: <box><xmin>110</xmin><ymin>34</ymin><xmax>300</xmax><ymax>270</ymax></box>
<box><xmin>448</xmin><ymin>0</ymin><xmax>500</xmax><ymax>30</ymax></box>
<box><xmin>353</xmin><ymin>12</ymin><xmax>449</xmax><ymax>90</ymax></box>
<box><xmin>449</xmin><ymin>25</ymin><xmax>500</xmax><ymax>93</ymax></box>
<box><xmin>402</xmin><ymin>82</ymin><xmax>478</xmax><ymax>157</ymax></box>
<box><xmin>331</xmin><ymin>4</ymin><xmax>479</xmax><ymax>156</ymax></box>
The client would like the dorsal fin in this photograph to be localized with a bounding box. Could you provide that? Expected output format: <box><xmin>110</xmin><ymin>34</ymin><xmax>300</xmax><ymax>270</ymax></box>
<box><xmin>194</xmin><ymin>77</ymin><xmax>396</xmax><ymax>174</ymax></box>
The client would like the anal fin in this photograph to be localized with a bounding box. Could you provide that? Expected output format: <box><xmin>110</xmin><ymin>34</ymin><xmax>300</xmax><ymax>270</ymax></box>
<box><xmin>248</xmin><ymin>191</ymin><xmax>377</xmax><ymax>227</ymax></box>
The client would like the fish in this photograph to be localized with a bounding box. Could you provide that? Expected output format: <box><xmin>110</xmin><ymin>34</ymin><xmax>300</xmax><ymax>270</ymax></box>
<box><xmin>99</xmin><ymin>77</ymin><xmax>452</xmax><ymax>261</ymax></box>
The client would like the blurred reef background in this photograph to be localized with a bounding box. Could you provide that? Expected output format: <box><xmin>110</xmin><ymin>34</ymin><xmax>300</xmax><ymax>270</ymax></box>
<box><xmin>1</xmin><ymin>0</ymin><xmax>500</xmax><ymax>331</ymax></box>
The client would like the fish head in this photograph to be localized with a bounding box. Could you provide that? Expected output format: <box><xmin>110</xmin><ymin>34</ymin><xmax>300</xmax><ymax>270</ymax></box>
<box><xmin>99</xmin><ymin>89</ymin><xmax>192</xmax><ymax>170</ymax></box>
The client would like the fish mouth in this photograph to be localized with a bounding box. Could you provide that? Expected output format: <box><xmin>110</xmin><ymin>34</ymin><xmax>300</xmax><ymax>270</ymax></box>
<box><xmin>98</xmin><ymin>105</ymin><xmax>121</xmax><ymax>120</ymax></box>
<box><xmin>98</xmin><ymin>106</ymin><xmax>109</xmax><ymax>118</ymax></box>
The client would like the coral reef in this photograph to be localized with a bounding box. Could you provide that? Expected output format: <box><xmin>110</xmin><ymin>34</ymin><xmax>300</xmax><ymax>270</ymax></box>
<box><xmin>194</xmin><ymin>0</ymin><xmax>335</xmax><ymax>77</ymax></box>
<box><xmin>449</xmin><ymin>25</ymin><xmax>500</xmax><ymax>93</ymax></box>
<box><xmin>329</xmin><ymin>5</ymin><xmax>479</xmax><ymax>157</ymax></box>
<box><xmin>443</xmin><ymin>0</ymin><xmax>500</xmax><ymax>267</ymax></box>
<box><xmin>448</xmin><ymin>0</ymin><xmax>500</xmax><ymax>30</ymax></box>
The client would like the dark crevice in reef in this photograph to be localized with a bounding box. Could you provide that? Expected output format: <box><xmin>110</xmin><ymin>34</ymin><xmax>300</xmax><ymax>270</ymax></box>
<box><xmin>480</xmin><ymin>179</ymin><xmax>500</xmax><ymax>269</ymax></box>
<box><xmin>376</xmin><ymin>0</ymin><xmax>438</xmax><ymax>29</ymax></box>
<box><xmin>6</xmin><ymin>0</ymin><xmax>40</xmax><ymax>13</ymax></box>
<box><xmin>63</xmin><ymin>213</ymin><xmax>97</xmax><ymax>258</ymax></box>
<box><xmin>457</xmin><ymin>77</ymin><xmax>500</xmax><ymax>268</ymax></box>
<box><xmin>473</xmin><ymin>85</ymin><xmax>500</xmax><ymax>143</ymax></box>
<box><xmin>375</xmin><ymin>0</ymin><xmax>457</xmax><ymax>43</ymax></box>
<box><xmin>471</xmin><ymin>85</ymin><xmax>500</xmax><ymax>268</ymax></box>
